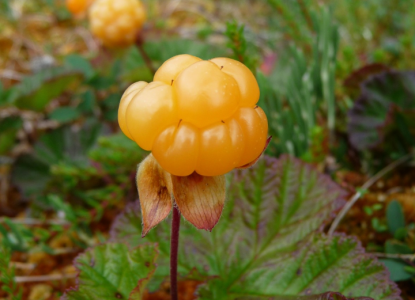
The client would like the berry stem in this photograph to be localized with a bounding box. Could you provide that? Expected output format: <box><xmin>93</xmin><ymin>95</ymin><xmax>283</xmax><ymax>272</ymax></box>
<box><xmin>170</xmin><ymin>205</ymin><xmax>181</xmax><ymax>300</ymax></box>
<box><xmin>135</xmin><ymin>31</ymin><xmax>156</xmax><ymax>75</ymax></box>
<box><xmin>137</xmin><ymin>43</ymin><xmax>156</xmax><ymax>75</ymax></box>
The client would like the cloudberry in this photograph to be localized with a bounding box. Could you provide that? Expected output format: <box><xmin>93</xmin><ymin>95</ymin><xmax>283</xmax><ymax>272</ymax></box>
<box><xmin>119</xmin><ymin>55</ymin><xmax>268</xmax><ymax>177</ymax></box>
<box><xmin>66</xmin><ymin>0</ymin><xmax>92</xmax><ymax>15</ymax></box>
<box><xmin>89</xmin><ymin>0</ymin><xmax>146</xmax><ymax>47</ymax></box>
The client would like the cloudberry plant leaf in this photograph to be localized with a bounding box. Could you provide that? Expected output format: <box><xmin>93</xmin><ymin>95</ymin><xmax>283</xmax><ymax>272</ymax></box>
<box><xmin>347</xmin><ymin>71</ymin><xmax>415</xmax><ymax>151</ymax></box>
<box><xmin>198</xmin><ymin>234</ymin><xmax>400</xmax><ymax>300</ymax></box>
<box><xmin>63</xmin><ymin>243</ymin><xmax>157</xmax><ymax>300</ymax></box>
<box><xmin>111</xmin><ymin>155</ymin><xmax>400</xmax><ymax>299</ymax></box>
<box><xmin>11</xmin><ymin>122</ymin><xmax>101</xmax><ymax>196</ymax></box>
<box><xmin>10</xmin><ymin>66</ymin><xmax>84</xmax><ymax>111</ymax></box>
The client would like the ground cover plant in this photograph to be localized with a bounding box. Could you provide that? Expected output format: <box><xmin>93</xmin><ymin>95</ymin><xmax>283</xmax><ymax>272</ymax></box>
<box><xmin>1</xmin><ymin>0</ymin><xmax>415</xmax><ymax>299</ymax></box>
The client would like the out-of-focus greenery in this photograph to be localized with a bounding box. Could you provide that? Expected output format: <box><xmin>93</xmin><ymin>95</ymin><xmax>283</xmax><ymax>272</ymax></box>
<box><xmin>1</xmin><ymin>0</ymin><xmax>415</xmax><ymax>298</ymax></box>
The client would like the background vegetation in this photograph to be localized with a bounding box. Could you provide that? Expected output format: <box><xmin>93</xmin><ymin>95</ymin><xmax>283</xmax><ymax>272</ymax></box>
<box><xmin>1</xmin><ymin>0</ymin><xmax>415</xmax><ymax>299</ymax></box>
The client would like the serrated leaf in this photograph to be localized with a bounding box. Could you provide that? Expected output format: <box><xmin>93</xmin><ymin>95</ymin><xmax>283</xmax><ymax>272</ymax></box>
<box><xmin>12</xmin><ymin>66</ymin><xmax>83</xmax><ymax>111</ymax></box>
<box><xmin>347</xmin><ymin>71</ymin><xmax>415</xmax><ymax>150</ymax></box>
<box><xmin>213</xmin><ymin>234</ymin><xmax>400</xmax><ymax>299</ymax></box>
<box><xmin>111</xmin><ymin>155</ymin><xmax>401</xmax><ymax>299</ymax></box>
<box><xmin>234</xmin><ymin>292</ymin><xmax>374</xmax><ymax>300</ymax></box>
<box><xmin>63</xmin><ymin>243</ymin><xmax>158</xmax><ymax>300</ymax></box>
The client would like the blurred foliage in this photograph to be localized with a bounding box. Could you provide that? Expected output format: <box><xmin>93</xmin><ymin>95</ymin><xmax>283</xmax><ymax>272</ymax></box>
<box><xmin>381</xmin><ymin>201</ymin><xmax>415</xmax><ymax>282</ymax></box>
<box><xmin>0</xmin><ymin>244</ymin><xmax>22</xmax><ymax>300</ymax></box>
<box><xmin>1</xmin><ymin>0</ymin><xmax>415</xmax><ymax>298</ymax></box>
<box><xmin>347</xmin><ymin>71</ymin><xmax>415</xmax><ymax>171</ymax></box>
<box><xmin>258</xmin><ymin>6</ymin><xmax>337</xmax><ymax>160</ymax></box>
<box><xmin>3</xmin><ymin>132</ymin><xmax>145</xmax><ymax>252</ymax></box>
<box><xmin>224</xmin><ymin>21</ymin><xmax>259</xmax><ymax>73</ymax></box>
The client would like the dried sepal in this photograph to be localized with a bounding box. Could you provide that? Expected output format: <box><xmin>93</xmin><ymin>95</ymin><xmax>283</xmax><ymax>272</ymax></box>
<box><xmin>171</xmin><ymin>173</ymin><xmax>226</xmax><ymax>231</ymax></box>
<box><xmin>237</xmin><ymin>136</ymin><xmax>272</xmax><ymax>169</ymax></box>
<box><xmin>137</xmin><ymin>154</ymin><xmax>173</xmax><ymax>237</ymax></box>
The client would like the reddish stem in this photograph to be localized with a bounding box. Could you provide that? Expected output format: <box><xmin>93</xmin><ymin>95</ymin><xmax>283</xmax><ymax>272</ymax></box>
<box><xmin>170</xmin><ymin>206</ymin><xmax>180</xmax><ymax>300</ymax></box>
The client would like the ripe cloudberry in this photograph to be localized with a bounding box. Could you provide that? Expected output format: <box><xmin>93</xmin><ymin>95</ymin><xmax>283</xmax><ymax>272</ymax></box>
<box><xmin>89</xmin><ymin>0</ymin><xmax>146</xmax><ymax>47</ymax></box>
<box><xmin>66</xmin><ymin>0</ymin><xmax>92</xmax><ymax>15</ymax></box>
<box><xmin>118</xmin><ymin>54</ymin><xmax>268</xmax><ymax>177</ymax></box>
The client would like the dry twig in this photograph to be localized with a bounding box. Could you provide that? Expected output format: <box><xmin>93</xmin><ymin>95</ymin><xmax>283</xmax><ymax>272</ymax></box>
<box><xmin>328</xmin><ymin>153</ymin><xmax>413</xmax><ymax>235</ymax></box>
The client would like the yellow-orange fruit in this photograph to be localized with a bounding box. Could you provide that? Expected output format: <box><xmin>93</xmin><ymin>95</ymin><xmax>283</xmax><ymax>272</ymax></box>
<box><xmin>89</xmin><ymin>0</ymin><xmax>146</xmax><ymax>47</ymax></box>
<box><xmin>119</xmin><ymin>55</ymin><xmax>268</xmax><ymax>176</ymax></box>
<box><xmin>67</xmin><ymin>0</ymin><xmax>92</xmax><ymax>14</ymax></box>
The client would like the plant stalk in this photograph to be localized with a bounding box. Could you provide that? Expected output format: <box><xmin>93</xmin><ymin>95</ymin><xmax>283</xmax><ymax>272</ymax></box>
<box><xmin>137</xmin><ymin>42</ymin><xmax>156</xmax><ymax>75</ymax></box>
<box><xmin>135</xmin><ymin>31</ymin><xmax>156</xmax><ymax>75</ymax></box>
<box><xmin>170</xmin><ymin>205</ymin><xmax>181</xmax><ymax>300</ymax></box>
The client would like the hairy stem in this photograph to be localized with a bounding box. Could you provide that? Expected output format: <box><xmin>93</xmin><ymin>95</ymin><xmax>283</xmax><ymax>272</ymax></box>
<box><xmin>170</xmin><ymin>206</ymin><xmax>181</xmax><ymax>300</ymax></box>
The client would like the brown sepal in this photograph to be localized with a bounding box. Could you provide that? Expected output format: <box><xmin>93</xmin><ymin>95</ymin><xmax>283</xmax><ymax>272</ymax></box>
<box><xmin>237</xmin><ymin>136</ymin><xmax>272</xmax><ymax>169</ymax></box>
<box><xmin>137</xmin><ymin>154</ymin><xmax>173</xmax><ymax>237</ymax></box>
<box><xmin>171</xmin><ymin>173</ymin><xmax>226</xmax><ymax>231</ymax></box>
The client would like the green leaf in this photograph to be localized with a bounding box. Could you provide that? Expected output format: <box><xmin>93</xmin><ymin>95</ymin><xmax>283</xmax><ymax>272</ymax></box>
<box><xmin>385</xmin><ymin>240</ymin><xmax>412</xmax><ymax>254</ymax></box>
<box><xmin>200</xmin><ymin>234</ymin><xmax>400</xmax><ymax>299</ymax></box>
<box><xmin>49</xmin><ymin>107</ymin><xmax>81</xmax><ymax>123</ymax></box>
<box><xmin>77</xmin><ymin>91</ymin><xmax>95</xmax><ymax>113</ymax></box>
<box><xmin>111</xmin><ymin>155</ymin><xmax>399</xmax><ymax>299</ymax></box>
<box><xmin>64</xmin><ymin>54</ymin><xmax>95</xmax><ymax>80</ymax></box>
<box><xmin>11</xmin><ymin>123</ymin><xmax>101</xmax><ymax>196</ymax></box>
<box><xmin>0</xmin><ymin>116</ymin><xmax>22</xmax><ymax>155</ymax></box>
<box><xmin>380</xmin><ymin>259</ymin><xmax>413</xmax><ymax>282</ymax></box>
<box><xmin>64</xmin><ymin>243</ymin><xmax>157</xmax><ymax>300</ymax></box>
<box><xmin>386</xmin><ymin>200</ymin><xmax>406</xmax><ymax>236</ymax></box>
<box><xmin>393</xmin><ymin>228</ymin><xmax>407</xmax><ymax>240</ymax></box>
<box><xmin>12</xmin><ymin>66</ymin><xmax>83</xmax><ymax>111</ymax></box>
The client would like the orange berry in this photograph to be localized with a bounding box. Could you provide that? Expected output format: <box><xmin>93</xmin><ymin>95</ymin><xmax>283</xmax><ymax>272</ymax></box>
<box><xmin>174</xmin><ymin>60</ymin><xmax>240</xmax><ymax>128</ymax></box>
<box><xmin>89</xmin><ymin>0</ymin><xmax>146</xmax><ymax>47</ymax></box>
<box><xmin>154</xmin><ymin>54</ymin><xmax>202</xmax><ymax>85</ymax></box>
<box><xmin>233</xmin><ymin>107</ymin><xmax>268</xmax><ymax>166</ymax></box>
<box><xmin>124</xmin><ymin>81</ymin><xmax>178</xmax><ymax>151</ymax></box>
<box><xmin>196</xmin><ymin>118</ymin><xmax>245</xmax><ymax>176</ymax></box>
<box><xmin>67</xmin><ymin>0</ymin><xmax>91</xmax><ymax>14</ymax></box>
<box><xmin>118</xmin><ymin>81</ymin><xmax>148</xmax><ymax>140</ymax></box>
<box><xmin>152</xmin><ymin>122</ymin><xmax>200</xmax><ymax>177</ymax></box>
<box><xmin>210</xmin><ymin>57</ymin><xmax>260</xmax><ymax>107</ymax></box>
<box><xmin>119</xmin><ymin>55</ymin><xmax>268</xmax><ymax>176</ymax></box>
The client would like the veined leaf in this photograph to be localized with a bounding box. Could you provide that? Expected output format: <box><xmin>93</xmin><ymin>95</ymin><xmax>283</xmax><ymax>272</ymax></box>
<box><xmin>109</xmin><ymin>155</ymin><xmax>397</xmax><ymax>299</ymax></box>
<box><xmin>110</xmin><ymin>155</ymin><xmax>400</xmax><ymax>299</ymax></box>
<box><xmin>63</xmin><ymin>243</ymin><xmax>158</xmax><ymax>300</ymax></box>
<box><xmin>198</xmin><ymin>234</ymin><xmax>400</xmax><ymax>299</ymax></box>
